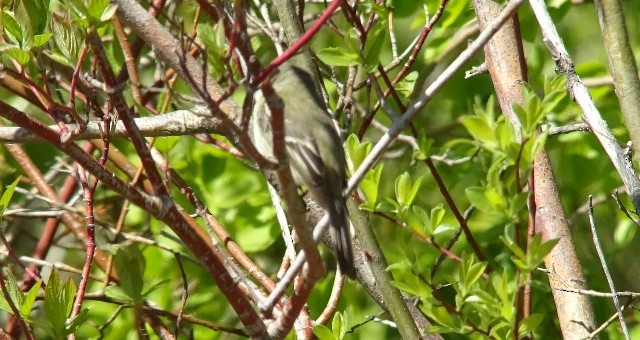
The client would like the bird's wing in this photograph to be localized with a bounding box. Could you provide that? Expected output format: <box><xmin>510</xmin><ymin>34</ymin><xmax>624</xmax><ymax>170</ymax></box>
<box><xmin>285</xmin><ymin>135</ymin><xmax>325</xmax><ymax>188</ymax></box>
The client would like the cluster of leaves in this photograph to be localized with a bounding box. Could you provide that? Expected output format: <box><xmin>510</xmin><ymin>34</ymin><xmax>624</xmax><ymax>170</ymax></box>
<box><xmin>0</xmin><ymin>180</ymin><xmax>87</xmax><ymax>338</ymax></box>
<box><xmin>338</xmin><ymin>76</ymin><xmax>568</xmax><ymax>338</ymax></box>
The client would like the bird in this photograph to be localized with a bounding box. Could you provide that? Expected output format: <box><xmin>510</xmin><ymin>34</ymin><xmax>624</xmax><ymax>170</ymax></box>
<box><xmin>250</xmin><ymin>64</ymin><xmax>356</xmax><ymax>277</ymax></box>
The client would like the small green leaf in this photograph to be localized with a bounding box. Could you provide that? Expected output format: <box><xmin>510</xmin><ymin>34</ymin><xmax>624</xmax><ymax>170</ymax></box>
<box><xmin>360</xmin><ymin>164</ymin><xmax>383</xmax><ymax>211</ymax></box>
<box><xmin>4</xmin><ymin>47</ymin><xmax>31</xmax><ymax>65</ymax></box>
<box><xmin>44</xmin><ymin>268</ymin><xmax>76</xmax><ymax>337</ymax></box>
<box><xmin>66</xmin><ymin>307</ymin><xmax>90</xmax><ymax>334</ymax></box>
<box><xmin>464</xmin><ymin>262</ymin><xmax>487</xmax><ymax>288</ymax></box>
<box><xmin>331</xmin><ymin>312</ymin><xmax>343</xmax><ymax>336</ymax></box>
<box><xmin>20</xmin><ymin>279</ymin><xmax>42</xmax><ymax>317</ymax></box>
<box><xmin>407</xmin><ymin>205</ymin><xmax>429</xmax><ymax>235</ymax></box>
<box><xmin>484</xmin><ymin>187</ymin><xmax>506</xmax><ymax>211</ymax></box>
<box><xmin>532</xmin><ymin>237</ymin><xmax>559</xmax><ymax>265</ymax></box>
<box><xmin>316</xmin><ymin>47</ymin><xmax>361</xmax><ymax>67</ymax></box>
<box><xmin>395</xmin><ymin>173</ymin><xmax>422</xmax><ymax>209</ymax></box>
<box><xmin>1</xmin><ymin>177</ymin><xmax>20</xmax><ymax>214</ymax></box>
<box><xmin>429</xmin><ymin>204</ymin><xmax>445</xmax><ymax>230</ymax></box>
<box><xmin>395</xmin><ymin>172</ymin><xmax>411</xmax><ymax>207</ymax></box>
<box><xmin>427</xmin><ymin>306</ymin><xmax>457</xmax><ymax>328</ymax></box>
<box><xmin>512</xmin><ymin>103</ymin><xmax>527</xmax><ymax>133</ymax></box>
<box><xmin>50</xmin><ymin>15</ymin><xmax>82</xmax><ymax>65</ymax></box>
<box><xmin>18</xmin><ymin>0</ymin><xmax>50</xmax><ymax>35</ymax></box>
<box><xmin>345</xmin><ymin>134</ymin><xmax>372</xmax><ymax>174</ymax></box>
<box><xmin>363</xmin><ymin>26</ymin><xmax>386</xmax><ymax>72</ymax></box>
<box><xmin>32</xmin><ymin>33</ymin><xmax>52</xmax><ymax>47</ymax></box>
<box><xmin>509</xmin><ymin>192</ymin><xmax>529</xmax><ymax>218</ymax></box>
<box><xmin>104</xmin><ymin>286</ymin><xmax>134</xmax><ymax>303</ymax></box>
<box><xmin>460</xmin><ymin>116</ymin><xmax>495</xmax><ymax>145</ymax></box>
<box><xmin>465</xmin><ymin>187</ymin><xmax>493</xmax><ymax>212</ymax></box>
<box><xmin>519</xmin><ymin>313</ymin><xmax>544</xmax><ymax>335</ymax></box>
<box><xmin>390</xmin><ymin>278</ymin><xmax>432</xmax><ymax>298</ymax></box>
<box><xmin>313</xmin><ymin>324</ymin><xmax>337</xmax><ymax>340</ymax></box>
<box><xmin>396</xmin><ymin>71</ymin><xmax>418</xmax><ymax>98</ymax></box>
<box><xmin>113</xmin><ymin>246</ymin><xmax>145</xmax><ymax>303</ymax></box>
<box><xmin>500</xmin><ymin>236</ymin><xmax>526</xmax><ymax>260</ymax></box>
<box><xmin>1</xmin><ymin>10</ymin><xmax>23</xmax><ymax>45</ymax></box>
<box><xmin>530</xmin><ymin>130</ymin><xmax>548</xmax><ymax>160</ymax></box>
<box><xmin>0</xmin><ymin>270</ymin><xmax>24</xmax><ymax>315</ymax></box>
<box><xmin>86</xmin><ymin>0</ymin><xmax>110</xmax><ymax>25</ymax></box>
<box><xmin>100</xmin><ymin>4</ymin><xmax>118</xmax><ymax>22</ymax></box>
<box><xmin>614</xmin><ymin>219</ymin><xmax>636</xmax><ymax>247</ymax></box>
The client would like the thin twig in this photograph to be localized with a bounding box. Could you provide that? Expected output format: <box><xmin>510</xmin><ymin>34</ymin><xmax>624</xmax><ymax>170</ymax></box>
<box><xmin>587</xmin><ymin>196</ymin><xmax>630</xmax><ymax>339</ymax></box>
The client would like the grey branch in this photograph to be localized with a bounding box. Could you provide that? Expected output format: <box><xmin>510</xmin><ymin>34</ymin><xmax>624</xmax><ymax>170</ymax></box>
<box><xmin>0</xmin><ymin>107</ymin><xmax>223</xmax><ymax>143</ymax></box>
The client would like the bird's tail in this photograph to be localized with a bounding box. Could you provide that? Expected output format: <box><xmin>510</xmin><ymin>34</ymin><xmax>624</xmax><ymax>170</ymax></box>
<box><xmin>330</xmin><ymin>201</ymin><xmax>356</xmax><ymax>278</ymax></box>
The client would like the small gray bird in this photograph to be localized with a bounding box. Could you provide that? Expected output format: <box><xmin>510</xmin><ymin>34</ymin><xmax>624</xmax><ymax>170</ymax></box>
<box><xmin>250</xmin><ymin>64</ymin><xmax>356</xmax><ymax>277</ymax></box>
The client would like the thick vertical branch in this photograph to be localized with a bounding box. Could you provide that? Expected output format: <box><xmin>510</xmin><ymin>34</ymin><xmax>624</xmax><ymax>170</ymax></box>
<box><xmin>472</xmin><ymin>0</ymin><xmax>595</xmax><ymax>338</ymax></box>
<box><xmin>534</xmin><ymin>152</ymin><xmax>595</xmax><ymax>337</ymax></box>
<box><xmin>594</xmin><ymin>0</ymin><xmax>640</xmax><ymax>162</ymax></box>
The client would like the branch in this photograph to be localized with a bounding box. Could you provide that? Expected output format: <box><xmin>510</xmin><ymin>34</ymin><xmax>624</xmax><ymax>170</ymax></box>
<box><xmin>529</xmin><ymin>0</ymin><xmax>640</xmax><ymax>213</ymax></box>
<box><xmin>0</xmin><ymin>108</ymin><xmax>223</xmax><ymax>144</ymax></box>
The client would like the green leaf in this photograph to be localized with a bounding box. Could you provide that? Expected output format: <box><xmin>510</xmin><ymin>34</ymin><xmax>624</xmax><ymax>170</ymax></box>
<box><xmin>360</xmin><ymin>164</ymin><xmax>383</xmax><ymax>211</ymax></box>
<box><xmin>390</xmin><ymin>278</ymin><xmax>432</xmax><ymax>298</ymax></box>
<box><xmin>464</xmin><ymin>261</ymin><xmax>487</xmax><ymax>288</ymax></box>
<box><xmin>1</xmin><ymin>177</ymin><xmax>20</xmax><ymax>214</ymax></box>
<box><xmin>0</xmin><ymin>270</ymin><xmax>24</xmax><ymax>315</ymax></box>
<box><xmin>99</xmin><ymin>4</ymin><xmax>118</xmax><ymax>22</ymax></box>
<box><xmin>18</xmin><ymin>0</ymin><xmax>50</xmax><ymax>35</ymax></box>
<box><xmin>530</xmin><ymin>236</ymin><xmax>559</xmax><ymax>267</ymax></box>
<box><xmin>406</xmin><ymin>205</ymin><xmax>428</xmax><ymax>236</ymax></box>
<box><xmin>104</xmin><ymin>285</ymin><xmax>134</xmax><ymax>303</ymax></box>
<box><xmin>32</xmin><ymin>32</ymin><xmax>52</xmax><ymax>47</ymax></box>
<box><xmin>512</xmin><ymin>103</ymin><xmax>527</xmax><ymax>133</ymax></box>
<box><xmin>430</xmin><ymin>204</ymin><xmax>445</xmax><ymax>231</ymax></box>
<box><xmin>44</xmin><ymin>268</ymin><xmax>76</xmax><ymax>337</ymax></box>
<box><xmin>519</xmin><ymin>313</ymin><xmax>544</xmax><ymax>335</ymax></box>
<box><xmin>395</xmin><ymin>172</ymin><xmax>421</xmax><ymax>209</ymax></box>
<box><xmin>20</xmin><ymin>279</ymin><xmax>42</xmax><ymax>318</ymax></box>
<box><xmin>363</xmin><ymin>26</ymin><xmax>386</xmax><ymax>72</ymax></box>
<box><xmin>4</xmin><ymin>47</ymin><xmax>31</xmax><ymax>65</ymax></box>
<box><xmin>427</xmin><ymin>306</ymin><xmax>457</xmax><ymax>329</ymax></box>
<box><xmin>50</xmin><ymin>15</ymin><xmax>82</xmax><ymax>65</ymax></box>
<box><xmin>484</xmin><ymin>187</ymin><xmax>506</xmax><ymax>211</ymax></box>
<box><xmin>236</xmin><ymin>224</ymin><xmax>277</xmax><ymax>252</ymax></box>
<box><xmin>313</xmin><ymin>324</ymin><xmax>337</xmax><ymax>340</ymax></box>
<box><xmin>440</xmin><ymin>0</ymin><xmax>471</xmax><ymax>28</ymax></box>
<box><xmin>66</xmin><ymin>307</ymin><xmax>90</xmax><ymax>334</ymax></box>
<box><xmin>395</xmin><ymin>172</ymin><xmax>411</xmax><ymax>207</ymax></box>
<box><xmin>413</xmin><ymin>132</ymin><xmax>433</xmax><ymax>161</ymax></box>
<box><xmin>113</xmin><ymin>246</ymin><xmax>145</xmax><ymax>303</ymax></box>
<box><xmin>465</xmin><ymin>187</ymin><xmax>493</xmax><ymax>212</ymax></box>
<box><xmin>509</xmin><ymin>192</ymin><xmax>529</xmax><ymax>218</ymax></box>
<box><xmin>345</xmin><ymin>135</ymin><xmax>372</xmax><ymax>174</ymax></box>
<box><xmin>85</xmin><ymin>0</ymin><xmax>111</xmax><ymax>25</ymax></box>
<box><xmin>331</xmin><ymin>312</ymin><xmax>344</xmax><ymax>337</ymax></box>
<box><xmin>396</xmin><ymin>71</ymin><xmax>418</xmax><ymax>98</ymax></box>
<box><xmin>529</xmin><ymin>130</ymin><xmax>548</xmax><ymax>160</ymax></box>
<box><xmin>460</xmin><ymin>116</ymin><xmax>495</xmax><ymax>145</ymax></box>
<box><xmin>614</xmin><ymin>219</ymin><xmax>636</xmax><ymax>247</ymax></box>
<box><xmin>500</xmin><ymin>236</ymin><xmax>526</xmax><ymax>260</ymax></box>
<box><xmin>1</xmin><ymin>10</ymin><xmax>23</xmax><ymax>45</ymax></box>
<box><xmin>316</xmin><ymin>47</ymin><xmax>361</xmax><ymax>67</ymax></box>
